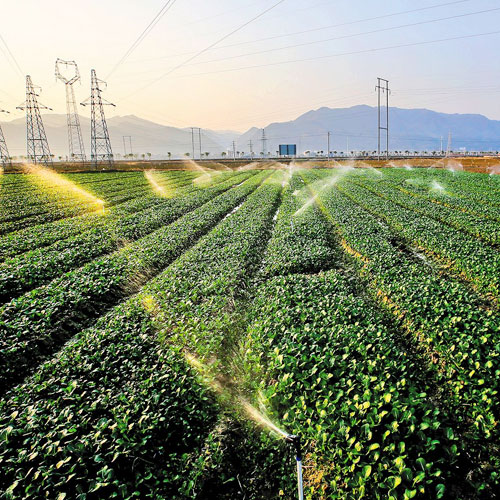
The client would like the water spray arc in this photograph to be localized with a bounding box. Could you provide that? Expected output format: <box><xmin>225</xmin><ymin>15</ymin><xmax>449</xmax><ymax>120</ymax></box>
<box><xmin>0</xmin><ymin>108</ymin><xmax>11</xmax><ymax>167</ymax></box>
<box><xmin>55</xmin><ymin>59</ymin><xmax>86</xmax><ymax>162</ymax></box>
<box><xmin>16</xmin><ymin>76</ymin><xmax>53</xmax><ymax>166</ymax></box>
<box><xmin>81</xmin><ymin>69</ymin><xmax>115</xmax><ymax>168</ymax></box>
<box><xmin>239</xmin><ymin>400</ymin><xmax>304</xmax><ymax>499</ymax></box>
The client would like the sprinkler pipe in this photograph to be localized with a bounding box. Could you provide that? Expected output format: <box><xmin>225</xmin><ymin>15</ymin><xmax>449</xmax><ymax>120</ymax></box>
<box><xmin>285</xmin><ymin>434</ymin><xmax>304</xmax><ymax>500</ymax></box>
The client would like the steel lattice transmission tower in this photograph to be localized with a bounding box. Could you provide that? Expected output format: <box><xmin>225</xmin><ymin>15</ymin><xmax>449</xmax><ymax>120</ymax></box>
<box><xmin>16</xmin><ymin>76</ymin><xmax>53</xmax><ymax>166</ymax></box>
<box><xmin>0</xmin><ymin>108</ymin><xmax>11</xmax><ymax>168</ymax></box>
<box><xmin>81</xmin><ymin>69</ymin><xmax>115</xmax><ymax>168</ymax></box>
<box><xmin>55</xmin><ymin>59</ymin><xmax>86</xmax><ymax>162</ymax></box>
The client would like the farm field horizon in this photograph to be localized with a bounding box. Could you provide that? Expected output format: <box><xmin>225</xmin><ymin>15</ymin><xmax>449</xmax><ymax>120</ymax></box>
<box><xmin>3</xmin><ymin>156</ymin><xmax>500</xmax><ymax>176</ymax></box>
<box><xmin>0</xmin><ymin>164</ymin><xmax>499</xmax><ymax>499</ymax></box>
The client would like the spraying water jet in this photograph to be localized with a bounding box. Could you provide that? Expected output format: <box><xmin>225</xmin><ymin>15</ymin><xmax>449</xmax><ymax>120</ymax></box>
<box><xmin>182</xmin><ymin>350</ymin><xmax>305</xmax><ymax>499</ymax></box>
<box><xmin>240</xmin><ymin>399</ymin><xmax>304</xmax><ymax>500</ymax></box>
<box><xmin>22</xmin><ymin>164</ymin><xmax>105</xmax><ymax>212</ymax></box>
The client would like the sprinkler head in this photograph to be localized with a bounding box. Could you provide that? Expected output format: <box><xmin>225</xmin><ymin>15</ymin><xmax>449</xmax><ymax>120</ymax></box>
<box><xmin>285</xmin><ymin>434</ymin><xmax>302</xmax><ymax>460</ymax></box>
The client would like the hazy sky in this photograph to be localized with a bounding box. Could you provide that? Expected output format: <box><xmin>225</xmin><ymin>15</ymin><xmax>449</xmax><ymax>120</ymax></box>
<box><xmin>1</xmin><ymin>0</ymin><xmax>500</xmax><ymax>131</ymax></box>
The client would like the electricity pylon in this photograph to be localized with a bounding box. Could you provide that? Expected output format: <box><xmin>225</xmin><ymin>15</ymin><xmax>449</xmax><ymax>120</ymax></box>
<box><xmin>55</xmin><ymin>59</ymin><xmax>86</xmax><ymax>163</ymax></box>
<box><xmin>0</xmin><ymin>109</ymin><xmax>11</xmax><ymax>168</ymax></box>
<box><xmin>16</xmin><ymin>76</ymin><xmax>53</xmax><ymax>166</ymax></box>
<box><xmin>81</xmin><ymin>69</ymin><xmax>114</xmax><ymax>168</ymax></box>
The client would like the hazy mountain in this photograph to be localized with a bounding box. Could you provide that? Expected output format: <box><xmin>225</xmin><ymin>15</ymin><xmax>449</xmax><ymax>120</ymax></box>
<box><xmin>0</xmin><ymin>114</ymin><xmax>238</xmax><ymax>159</ymax></box>
<box><xmin>2</xmin><ymin>106</ymin><xmax>500</xmax><ymax>160</ymax></box>
<box><xmin>237</xmin><ymin>105</ymin><xmax>500</xmax><ymax>154</ymax></box>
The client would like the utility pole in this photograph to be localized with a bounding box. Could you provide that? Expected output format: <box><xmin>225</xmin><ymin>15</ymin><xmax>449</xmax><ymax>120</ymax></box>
<box><xmin>261</xmin><ymin>128</ymin><xmax>267</xmax><ymax>159</ymax></box>
<box><xmin>81</xmin><ymin>69</ymin><xmax>115</xmax><ymax>169</ymax></box>
<box><xmin>327</xmin><ymin>131</ymin><xmax>331</xmax><ymax>161</ymax></box>
<box><xmin>376</xmin><ymin>77</ymin><xmax>390</xmax><ymax>160</ymax></box>
<box><xmin>190</xmin><ymin>127</ymin><xmax>195</xmax><ymax>159</ymax></box>
<box><xmin>55</xmin><ymin>59</ymin><xmax>86</xmax><ymax>163</ymax></box>
<box><xmin>232</xmin><ymin>140</ymin><xmax>236</xmax><ymax>161</ymax></box>
<box><xmin>122</xmin><ymin>135</ymin><xmax>132</xmax><ymax>157</ymax></box>
<box><xmin>0</xmin><ymin>109</ymin><xmax>11</xmax><ymax>168</ymax></box>
<box><xmin>440</xmin><ymin>136</ymin><xmax>443</xmax><ymax>155</ymax></box>
<box><xmin>17</xmin><ymin>76</ymin><xmax>53</xmax><ymax>166</ymax></box>
<box><xmin>198</xmin><ymin>128</ymin><xmax>202</xmax><ymax>160</ymax></box>
<box><xmin>446</xmin><ymin>131</ymin><xmax>452</xmax><ymax>157</ymax></box>
<box><xmin>190</xmin><ymin>127</ymin><xmax>202</xmax><ymax>160</ymax></box>
<box><xmin>248</xmin><ymin>139</ymin><xmax>254</xmax><ymax>160</ymax></box>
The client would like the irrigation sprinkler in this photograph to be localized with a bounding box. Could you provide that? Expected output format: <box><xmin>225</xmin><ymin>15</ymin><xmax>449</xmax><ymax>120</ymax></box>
<box><xmin>285</xmin><ymin>434</ymin><xmax>304</xmax><ymax>500</ymax></box>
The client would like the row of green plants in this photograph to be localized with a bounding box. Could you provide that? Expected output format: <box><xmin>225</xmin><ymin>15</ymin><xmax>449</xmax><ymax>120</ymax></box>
<box><xmin>0</xmin><ymin>184</ymin><xmax>148</xmax><ymax>236</ymax></box>
<box><xmin>380</xmin><ymin>172</ymin><xmax>500</xmax><ymax>223</ymax></box>
<box><xmin>2</xmin><ymin>171</ymin><xmax>139</xmax><ymax>194</ymax></box>
<box><xmin>0</xmin><ymin>173</ymin><xmax>254</xmax><ymax>303</ymax></box>
<box><xmin>0</xmin><ymin>172</ymin><xmax>147</xmax><ymax>215</ymax></box>
<box><xmin>242</xmin><ymin>270</ymin><xmax>470</xmax><ymax>499</ymax></box>
<box><xmin>349</xmin><ymin>175</ymin><xmax>500</xmax><ymax>245</ymax></box>
<box><xmin>0</xmin><ymin>174</ymin><xmax>283</xmax><ymax>499</ymax></box>
<box><xmin>0</xmin><ymin>170</ymin><xmax>197</xmax><ymax>233</ymax></box>
<box><xmin>0</xmin><ymin>169</ymin><xmax>238</xmax><ymax>223</ymax></box>
<box><xmin>297</xmin><ymin>173</ymin><xmax>499</xmax><ymax>482</ymax></box>
<box><xmin>381</xmin><ymin>168</ymin><xmax>500</xmax><ymax>205</ymax></box>
<box><xmin>0</xmin><ymin>170</ymin><xmax>226</xmax><ymax>220</ymax></box>
<box><xmin>335</xmin><ymin>178</ymin><xmax>500</xmax><ymax>302</ymax></box>
<box><xmin>0</xmin><ymin>171</ymin><xmax>269</xmax><ymax>393</ymax></box>
<box><xmin>0</xmin><ymin>171</ymin><xmax>245</xmax><ymax>261</ymax></box>
<box><xmin>260</xmin><ymin>173</ymin><xmax>339</xmax><ymax>279</ymax></box>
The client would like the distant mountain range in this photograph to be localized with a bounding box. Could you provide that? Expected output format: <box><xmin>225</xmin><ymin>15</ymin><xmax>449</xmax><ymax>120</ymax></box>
<box><xmin>237</xmin><ymin>105</ymin><xmax>500</xmax><ymax>154</ymax></box>
<box><xmin>2</xmin><ymin>105</ymin><xmax>500</xmax><ymax>159</ymax></box>
<box><xmin>0</xmin><ymin>114</ymin><xmax>236</xmax><ymax>160</ymax></box>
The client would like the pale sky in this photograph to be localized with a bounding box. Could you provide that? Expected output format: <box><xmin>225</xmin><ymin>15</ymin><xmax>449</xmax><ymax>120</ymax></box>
<box><xmin>1</xmin><ymin>0</ymin><xmax>500</xmax><ymax>132</ymax></box>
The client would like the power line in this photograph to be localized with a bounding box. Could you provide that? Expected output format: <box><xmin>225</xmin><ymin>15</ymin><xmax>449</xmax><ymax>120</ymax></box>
<box><xmin>0</xmin><ymin>33</ymin><xmax>24</xmax><ymax>78</ymax></box>
<box><xmin>186</xmin><ymin>6</ymin><xmax>500</xmax><ymax>68</ymax></box>
<box><xmin>129</xmin><ymin>0</ymin><xmax>475</xmax><ymax>64</ymax></box>
<box><xmin>118</xmin><ymin>0</ymin><xmax>287</xmax><ymax>102</ymax></box>
<box><xmin>174</xmin><ymin>29</ymin><xmax>500</xmax><ymax>79</ymax></box>
<box><xmin>216</xmin><ymin>0</ymin><xmax>475</xmax><ymax>50</ymax></box>
<box><xmin>106</xmin><ymin>0</ymin><xmax>178</xmax><ymax>80</ymax></box>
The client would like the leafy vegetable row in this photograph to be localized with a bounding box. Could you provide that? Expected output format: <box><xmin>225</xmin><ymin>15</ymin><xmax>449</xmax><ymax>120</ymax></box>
<box><xmin>0</xmin><ymin>171</ymin><xmax>248</xmax><ymax>261</ymax></box>
<box><xmin>336</xmin><ymin>178</ymin><xmax>500</xmax><ymax>302</ymax></box>
<box><xmin>260</xmin><ymin>171</ymin><xmax>339</xmax><ymax>279</ymax></box>
<box><xmin>0</xmin><ymin>173</ymin><xmax>254</xmax><ymax>302</ymax></box>
<box><xmin>0</xmin><ymin>174</ymin><xmax>282</xmax><ymax>499</ymax></box>
<box><xmin>301</xmin><ymin>174</ymin><xmax>499</xmax><ymax>457</ymax></box>
<box><xmin>242</xmin><ymin>271</ymin><xmax>473</xmax><ymax>499</ymax></box>
<box><xmin>349</xmin><ymin>175</ymin><xmax>500</xmax><ymax>245</ymax></box>
<box><xmin>0</xmin><ymin>171</ymin><xmax>269</xmax><ymax>393</ymax></box>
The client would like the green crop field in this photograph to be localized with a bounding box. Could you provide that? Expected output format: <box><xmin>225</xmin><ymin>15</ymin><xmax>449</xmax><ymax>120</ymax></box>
<box><xmin>0</xmin><ymin>166</ymin><xmax>498</xmax><ymax>499</ymax></box>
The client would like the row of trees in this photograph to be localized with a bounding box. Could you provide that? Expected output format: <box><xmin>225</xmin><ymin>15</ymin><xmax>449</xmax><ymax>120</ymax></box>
<box><xmin>5</xmin><ymin>150</ymin><xmax>499</xmax><ymax>163</ymax></box>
